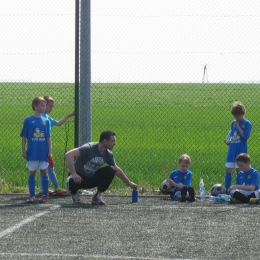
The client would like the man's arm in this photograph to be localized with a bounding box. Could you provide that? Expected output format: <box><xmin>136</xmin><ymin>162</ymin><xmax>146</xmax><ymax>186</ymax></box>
<box><xmin>56</xmin><ymin>111</ymin><xmax>75</xmax><ymax>126</ymax></box>
<box><xmin>113</xmin><ymin>164</ymin><xmax>138</xmax><ymax>189</ymax></box>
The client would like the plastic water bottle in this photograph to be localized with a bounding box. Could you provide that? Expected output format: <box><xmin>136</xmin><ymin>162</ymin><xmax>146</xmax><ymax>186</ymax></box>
<box><xmin>132</xmin><ymin>188</ymin><xmax>138</xmax><ymax>203</ymax></box>
<box><xmin>209</xmin><ymin>195</ymin><xmax>222</xmax><ymax>202</ymax></box>
<box><xmin>199</xmin><ymin>178</ymin><xmax>205</xmax><ymax>200</ymax></box>
<box><xmin>218</xmin><ymin>194</ymin><xmax>231</xmax><ymax>201</ymax></box>
<box><xmin>82</xmin><ymin>190</ymin><xmax>93</xmax><ymax>195</ymax></box>
<box><xmin>226</xmin><ymin>130</ymin><xmax>232</xmax><ymax>143</ymax></box>
<box><xmin>209</xmin><ymin>194</ymin><xmax>231</xmax><ymax>202</ymax></box>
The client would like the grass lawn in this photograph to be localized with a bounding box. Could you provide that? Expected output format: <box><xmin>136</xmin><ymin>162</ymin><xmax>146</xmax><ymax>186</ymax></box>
<box><xmin>1</xmin><ymin>82</ymin><xmax>260</xmax><ymax>193</ymax></box>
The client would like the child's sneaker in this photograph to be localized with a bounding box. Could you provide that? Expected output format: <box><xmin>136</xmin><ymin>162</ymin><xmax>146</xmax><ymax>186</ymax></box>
<box><xmin>187</xmin><ymin>187</ymin><xmax>196</xmax><ymax>202</ymax></box>
<box><xmin>249</xmin><ymin>198</ymin><xmax>259</xmax><ymax>204</ymax></box>
<box><xmin>71</xmin><ymin>193</ymin><xmax>82</xmax><ymax>204</ymax></box>
<box><xmin>92</xmin><ymin>193</ymin><xmax>106</xmax><ymax>205</ymax></box>
<box><xmin>28</xmin><ymin>196</ymin><xmax>35</xmax><ymax>203</ymax></box>
<box><xmin>55</xmin><ymin>187</ymin><xmax>67</xmax><ymax>195</ymax></box>
<box><xmin>180</xmin><ymin>186</ymin><xmax>187</xmax><ymax>202</ymax></box>
<box><xmin>39</xmin><ymin>195</ymin><xmax>48</xmax><ymax>203</ymax></box>
<box><xmin>231</xmin><ymin>198</ymin><xmax>242</xmax><ymax>203</ymax></box>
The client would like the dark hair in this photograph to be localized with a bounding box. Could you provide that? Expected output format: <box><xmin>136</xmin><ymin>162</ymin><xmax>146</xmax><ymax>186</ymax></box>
<box><xmin>231</xmin><ymin>101</ymin><xmax>245</xmax><ymax>116</ymax></box>
<box><xmin>31</xmin><ymin>97</ymin><xmax>46</xmax><ymax>111</ymax></box>
<box><xmin>236</xmin><ymin>153</ymin><xmax>250</xmax><ymax>164</ymax></box>
<box><xmin>99</xmin><ymin>130</ymin><xmax>116</xmax><ymax>142</ymax></box>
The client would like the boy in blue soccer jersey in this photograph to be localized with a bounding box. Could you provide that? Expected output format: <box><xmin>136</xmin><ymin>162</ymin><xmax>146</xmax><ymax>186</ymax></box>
<box><xmin>39</xmin><ymin>96</ymin><xmax>75</xmax><ymax>195</ymax></box>
<box><xmin>21</xmin><ymin>97</ymin><xmax>52</xmax><ymax>203</ymax></box>
<box><xmin>228</xmin><ymin>153</ymin><xmax>259</xmax><ymax>204</ymax></box>
<box><xmin>167</xmin><ymin>154</ymin><xmax>195</xmax><ymax>202</ymax></box>
<box><xmin>224</xmin><ymin>102</ymin><xmax>252</xmax><ymax>190</ymax></box>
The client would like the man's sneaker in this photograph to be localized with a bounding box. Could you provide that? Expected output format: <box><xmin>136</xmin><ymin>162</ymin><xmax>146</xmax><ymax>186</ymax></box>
<box><xmin>28</xmin><ymin>196</ymin><xmax>35</xmax><ymax>203</ymax></box>
<box><xmin>187</xmin><ymin>186</ymin><xmax>196</xmax><ymax>202</ymax></box>
<box><xmin>92</xmin><ymin>193</ymin><xmax>106</xmax><ymax>205</ymax></box>
<box><xmin>71</xmin><ymin>193</ymin><xmax>82</xmax><ymax>204</ymax></box>
<box><xmin>249</xmin><ymin>198</ymin><xmax>259</xmax><ymax>204</ymax></box>
<box><xmin>55</xmin><ymin>187</ymin><xmax>67</xmax><ymax>195</ymax></box>
<box><xmin>39</xmin><ymin>195</ymin><xmax>48</xmax><ymax>203</ymax></box>
<box><xmin>231</xmin><ymin>198</ymin><xmax>242</xmax><ymax>203</ymax></box>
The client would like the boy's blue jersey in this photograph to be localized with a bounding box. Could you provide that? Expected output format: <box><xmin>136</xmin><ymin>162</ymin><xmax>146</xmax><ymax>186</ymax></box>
<box><xmin>226</xmin><ymin>119</ymin><xmax>252</xmax><ymax>163</ymax></box>
<box><xmin>236</xmin><ymin>168</ymin><xmax>259</xmax><ymax>191</ymax></box>
<box><xmin>169</xmin><ymin>169</ymin><xmax>192</xmax><ymax>187</ymax></box>
<box><xmin>20</xmin><ymin>115</ymin><xmax>50</xmax><ymax>161</ymax></box>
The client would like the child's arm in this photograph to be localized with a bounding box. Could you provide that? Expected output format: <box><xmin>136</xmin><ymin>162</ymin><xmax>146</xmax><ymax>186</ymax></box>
<box><xmin>55</xmin><ymin>111</ymin><xmax>75</xmax><ymax>126</ymax></box>
<box><xmin>235</xmin><ymin>121</ymin><xmax>245</xmax><ymax>138</ymax></box>
<box><xmin>228</xmin><ymin>184</ymin><xmax>256</xmax><ymax>191</ymax></box>
<box><xmin>167</xmin><ymin>178</ymin><xmax>185</xmax><ymax>189</ymax></box>
<box><xmin>21</xmin><ymin>137</ymin><xmax>27</xmax><ymax>158</ymax></box>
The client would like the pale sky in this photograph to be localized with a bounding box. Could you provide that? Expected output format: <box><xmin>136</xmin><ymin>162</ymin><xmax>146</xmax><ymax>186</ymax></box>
<box><xmin>1</xmin><ymin>0</ymin><xmax>260</xmax><ymax>83</ymax></box>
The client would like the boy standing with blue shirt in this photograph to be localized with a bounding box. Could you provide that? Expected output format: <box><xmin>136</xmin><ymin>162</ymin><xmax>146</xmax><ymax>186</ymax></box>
<box><xmin>228</xmin><ymin>153</ymin><xmax>259</xmax><ymax>204</ymax></box>
<box><xmin>224</xmin><ymin>101</ymin><xmax>252</xmax><ymax>190</ymax></box>
<box><xmin>167</xmin><ymin>154</ymin><xmax>195</xmax><ymax>202</ymax></box>
<box><xmin>39</xmin><ymin>95</ymin><xmax>75</xmax><ymax>195</ymax></box>
<box><xmin>21</xmin><ymin>97</ymin><xmax>51</xmax><ymax>203</ymax></box>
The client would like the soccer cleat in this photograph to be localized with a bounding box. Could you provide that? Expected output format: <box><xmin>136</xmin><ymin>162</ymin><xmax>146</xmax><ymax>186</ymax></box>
<box><xmin>91</xmin><ymin>193</ymin><xmax>106</xmax><ymax>205</ymax></box>
<box><xmin>249</xmin><ymin>198</ymin><xmax>259</xmax><ymax>204</ymax></box>
<box><xmin>180</xmin><ymin>186</ymin><xmax>187</xmax><ymax>202</ymax></box>
<box><xmin>187</xmin><ymin>186</ymin><xmax>196</xmax><ymax>202</ymax></box>
<box><xmin>55</xmin><ymin>188</ymin><xmax>67</xmax><ymax>195</ymax></box>
<box><xmin>28</xmin><ymin>196</ymin><xmax>35</xmax><ymax>203</ymax></box>
<box><xmin>39</xmin><ymin>195</ymin><xmax>48</xmax><ymax>203</ymax></box>
<box><xmin>231</xmin><ymin>198</ymin><xmax>242</xmax><ymax>203</ymax></box>
<box><xmin>71</xmin><ymin>193</ymin><xmax>82</xmax><ymax>204</ymax></box>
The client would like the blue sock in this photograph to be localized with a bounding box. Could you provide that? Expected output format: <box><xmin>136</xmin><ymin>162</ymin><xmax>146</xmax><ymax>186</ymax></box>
<box><xmin>48</xmin><ymin>167</ymin><xmax>59</xmax><ymax>189</ymax></box>
<box><xmin>41</xmin><ymin>175</ymin><xmax>49</xmax><ymax>196</ymax></box>
<box><xmin>225</xmin><ymin>173</ymin><xmax>232</xmax><ymax>190</ymax></box>
<box><xmin>28</xmin><ymin>176</ymin><xmax>36</xmax><ymax>197</ymax></box>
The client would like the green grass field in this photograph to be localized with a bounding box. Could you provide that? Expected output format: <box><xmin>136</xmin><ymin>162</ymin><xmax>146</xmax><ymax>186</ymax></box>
<box><xmin>1</xmin><ymin>82</ymin><xmax>260</xmax><ymax>194</ymax></box>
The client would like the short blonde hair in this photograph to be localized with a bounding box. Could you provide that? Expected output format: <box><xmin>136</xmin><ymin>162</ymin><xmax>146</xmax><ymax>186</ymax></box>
<box><xmin>178</xmin><ymin>154</ymin><xmax>191</xmax><ymax>165</ymax></box>
<box><xmin>43</xmin><ymin>95</ymin><xmax>55</xmax><ymax>104</ymax></box>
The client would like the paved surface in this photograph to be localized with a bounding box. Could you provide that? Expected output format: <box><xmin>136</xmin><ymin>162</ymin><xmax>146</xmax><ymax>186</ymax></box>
<box><xmin>0</xmin><ymin>194</ymin><xmax>260</xmax><ymax>260</ymax></box>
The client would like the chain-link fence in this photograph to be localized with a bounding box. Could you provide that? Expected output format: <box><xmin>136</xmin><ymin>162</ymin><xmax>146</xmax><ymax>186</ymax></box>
<box><xmin>1</xmin><ymin>0</ymin><xmax>260</xmax><ymax>193</ymax></box>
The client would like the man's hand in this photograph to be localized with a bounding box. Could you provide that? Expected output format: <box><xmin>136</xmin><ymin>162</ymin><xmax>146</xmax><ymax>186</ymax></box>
<box><xmin>71</xmin><ymin>173</ymin><xmax>83</xmax><ymax>184</ymax></box>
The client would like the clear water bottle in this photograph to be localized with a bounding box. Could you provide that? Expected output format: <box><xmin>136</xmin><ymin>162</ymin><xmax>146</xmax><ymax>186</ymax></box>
<box><xmin>209</xmin><ymin>195</ymin><xmax>222</xmax><ymax>202</ymax></box>
<box><xmin>132</xmin><ymin>188</ymin><xmax>138</xmax><ymax>203</ymax></box>
<box><xmin>199</xmin><ymin>178</ymin><xmax>205</xmax><ymax>200</ymax></box>
<box><xmin>218</xmin><ymin>194</ymin><xmax>231</xmax><ymax>201</ymax></box>
<box><xmin>225</xmin><ymin>130</ymin><xmax>232</xmax><ymax>143</ymax></box>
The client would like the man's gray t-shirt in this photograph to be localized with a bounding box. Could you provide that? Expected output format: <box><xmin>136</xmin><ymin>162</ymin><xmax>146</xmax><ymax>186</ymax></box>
<box><xmin>74</xmin><ymin>142</ymin><xmax>115</xmax><ymax>177</ymax></box>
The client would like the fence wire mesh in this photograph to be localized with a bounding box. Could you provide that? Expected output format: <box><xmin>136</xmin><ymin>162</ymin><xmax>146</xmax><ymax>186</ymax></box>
<box><xmin>1</xmin><ymin>0</ymin><xmax>260</xmax><ymax>193</ymax></box>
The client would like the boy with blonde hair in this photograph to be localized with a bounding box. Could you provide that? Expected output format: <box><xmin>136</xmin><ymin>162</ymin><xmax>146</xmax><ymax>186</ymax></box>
<box><xmin>167</xmin><ymin>154</ymin><xmax>195</xmax><ymax>202</ymax></box>
<box><xmin>39</xmin><ymin>95</ymin><xmax>75</xmax><ymax>195</ymax></box>
<box><xmin>228</xmin><ymin>153</ymin><xmax>259</xmax><ymax>204</ymax></box>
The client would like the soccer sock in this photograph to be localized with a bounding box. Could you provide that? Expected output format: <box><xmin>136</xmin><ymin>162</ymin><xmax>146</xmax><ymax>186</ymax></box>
<box><xmin>28</xmin><ymin>175</ymin><xmax>36</xmax><ymax>197</ymax></box>
<box><xmin>41</xmin><ymin>175</ymin><xmax>49</xmax><ymax>196</ymax></box>
<box><xmin>47</xmin><ymin>167</ymin><xmax>59</xmax><ymax>189</ymax></box>
<box><xmin>225</xmin><ymin>173</ymin><xmax>232</xmax><ymax>190</ymax></box>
